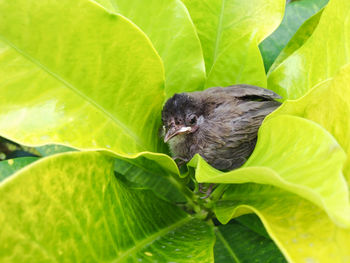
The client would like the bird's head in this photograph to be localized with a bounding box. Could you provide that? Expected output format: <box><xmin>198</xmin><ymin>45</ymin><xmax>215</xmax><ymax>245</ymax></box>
<box><xmin>161</xmin><ymin>93</ymin><xmax>203</xmax><ymax>143</ymax></box>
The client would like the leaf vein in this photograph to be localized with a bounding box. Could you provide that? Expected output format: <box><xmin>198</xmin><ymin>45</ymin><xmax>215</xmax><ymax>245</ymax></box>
<box><xmin>215</xmin><ymin>228</ymin><xmax>241</xmax><ymax>263</ymax></box>
<box><xmin>0</xmin><ymin>35</ymin><xmax>147</xmax><ymax>150</ymax></box>
<box><xmin>111</xmin><ymin>217</ymin><xmax>192</xmax><ymax>263</ymax></box>
<box><xmin>210</xmin><ymin>0</ymin><xmax>226</xmax><ymax>74</ymax></box>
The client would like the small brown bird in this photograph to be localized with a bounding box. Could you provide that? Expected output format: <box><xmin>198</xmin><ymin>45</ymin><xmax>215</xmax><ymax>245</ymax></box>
<box><xmin>161</xmin><ymin>85</ymin><xmax>281</xmax><ymax>171</ymax></box>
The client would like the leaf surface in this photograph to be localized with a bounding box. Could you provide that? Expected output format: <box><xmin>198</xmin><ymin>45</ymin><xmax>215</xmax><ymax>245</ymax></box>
<box><xmin>182</xmin><ymin>0</ymin><xmax>285</xmax><ymax>88</ymax></box>
<box><xmin>214</xmin><ymin>220</ymin><xmax>286</xmax><ymax>263</ymax></box>
<box><xmin>268</xmin><ymin>0</ymin><xmax>350</xmax><ymax>99</ymax></box>
<box><xmin>114</xmin><ymin>157</ymin><xmax>189</xmax><ymax>203</ymax></box>
<box><xmin>235</xmin><ymin>214</ymin><xmax>270</xmax><ymax>239</ymax></box>
<box><xmin>215</xmin><ymin>184</ymin><xmax>350</xmax><ymax>263</ymax></box>
<box><xmin>0</xmin><ymin>157</ymin><xmax>38</xmax><ymax>182</ymax></box>
<box><xmin>260</xmin><ymin>0</ymin><xmax>328</xmax><ymax>71</ymax></box>
<box><xmin>35</xmin><ymin>144</ymin><xmax>76</xmax><ymax>157</ymax></box>
<box><xmin>0</xmin><ymin>151</ymin><xmax>215</xmax><ymax>262</ymax></box>
<box><xmin>0</xmin><ymin>0</ymin><xmax>164</xmax><ymax>155</ymax></box>
<box><xmin>190</xmin><ymin>115</ymin><xmax>350</xmax><ymax>227</ymax></box>
<box><xmin>269</xmin><ymin>64</ymin><xmax>350</xmax><ymax>183</ymax></box>
<box><xmin>268</xmin><ymin>9</ymin><xmax>324</xmax><ymax>73</ymax></box>
<box><xmin>94</xmin><ymin>0</ymin><xmax>206</xmax><ymax>97</ymax></box>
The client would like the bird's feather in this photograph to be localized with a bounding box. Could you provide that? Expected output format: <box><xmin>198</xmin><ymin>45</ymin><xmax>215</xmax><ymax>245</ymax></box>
<box><xmin>162</xmin><ymin>85</ymin><xmax>281</xmax><ymax>171</ymax></box>
<box><xmin>201</xmin><ymin>84</ymin><xmax>282</xmax><ymax>100</ymax></box>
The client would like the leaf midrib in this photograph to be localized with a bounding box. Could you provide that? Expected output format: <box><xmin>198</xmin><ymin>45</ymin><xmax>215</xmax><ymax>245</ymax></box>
<box><xmin>215</xmin><ymin>228</ymin><xmax>241</xmax><ymax>263</ymax></box>
<box><xmin>0</xmin><ymin>36</ymin><xmax>147</xmax><ymax>150</ymax></box>
<box><xmin>210</xmin><ymin>0</ymin><xmax>226</xmax><ymax>74</ymax></box>
<box><xmin>122</xmin><ymin>158</ymin><xmax>188</xmax><ymax>200</ymax></box>
<box><xmin>111</xmin><ymin>216</ymin><xmax>192</xmax><ymax>263</ymax></box>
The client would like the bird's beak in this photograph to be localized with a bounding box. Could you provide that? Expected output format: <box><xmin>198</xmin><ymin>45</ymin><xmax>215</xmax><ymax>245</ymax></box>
<box><xmin>164</xmin><ymin>126</ymin><xmax>192</xmax><ymax>143</ymax></box>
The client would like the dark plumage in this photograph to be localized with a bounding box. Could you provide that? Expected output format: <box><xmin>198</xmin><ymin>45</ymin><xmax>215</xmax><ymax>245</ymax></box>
<box><xmin>161</xmin><ymin>84</ymin><xmax>281</xmax><ymax>171</ymax></box>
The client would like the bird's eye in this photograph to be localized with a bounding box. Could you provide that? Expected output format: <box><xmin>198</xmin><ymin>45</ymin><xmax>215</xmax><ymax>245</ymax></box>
<box><xmin>189</xmin><ymin>115</ymin><xmax>197</xmax><ymax>125</ymax></box>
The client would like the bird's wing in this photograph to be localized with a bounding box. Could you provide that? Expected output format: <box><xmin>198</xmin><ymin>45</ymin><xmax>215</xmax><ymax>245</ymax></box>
<box><xmin>200</xmin><ymin>99</ymin><xmax>280</xmax><ymax>170</ymax></box>
<box><xmin>203</xmin><ymin>84</ymin><xmax>282</xmax><ymax>100</ymax></box>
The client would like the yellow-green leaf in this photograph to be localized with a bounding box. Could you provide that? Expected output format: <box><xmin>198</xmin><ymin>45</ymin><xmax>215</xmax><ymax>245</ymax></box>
<box><xmin>0</xmin><ymin>0</ymin><xmax>164</xmax><ymax>155</ymax></box>
<box><xmin>260</xmin><ymin>0</ymin><xmax>328</xmax><ymax>71</ymax></box>
<box><xmin>0</xmin><ymin>151</ymin><xmax>215</xmax><ymax>262</ymax></box>
<box><xmin>94</xmin><ymin>0</ymin><xmax>206</xmax><ymax>97</ymax></box>
<box><xmin>268</xmin><ymin>0</ymin><xmax>350</xmax><ymax>99</ymax></box>
<box><xmin>190</xmin><ymin>115</ymin><xmax>350</xmax><ymax>227</ymax></box>
<box><xmin>182</xmin><ymin>0</ymin><xmax>285</xmax><ymax>88</ymax></box>
<box><xmin>215</xmin><ymin>184</ymin><xmax>350</xmax><ymax>263</ymax></box>
<box><xmin>269</xmin><ymin>64</ymin><xmax>350</xmax><ymax>183</ymax></box>
<box><xmin>268</xmin><ymin>8</ymin><xmax>324</xmax><ymax>73</ymax></box>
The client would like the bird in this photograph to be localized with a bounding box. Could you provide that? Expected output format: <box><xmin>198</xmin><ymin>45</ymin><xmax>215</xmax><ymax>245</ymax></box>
<box><xmin>161</xmin><ymin>84</ymin><xmax>281</xmax><ymax>171</ymax></box>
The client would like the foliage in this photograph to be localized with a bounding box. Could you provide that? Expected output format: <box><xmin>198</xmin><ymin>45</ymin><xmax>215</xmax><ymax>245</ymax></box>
<box><xmin>1</xmin><ymin>0</ymin><xmax>350</xmax><ymax>262</ymax></box>
<box><xmin>260</xmin><ymin>0</ymin><xmax>328</xmax><ymax>72</ymax></box>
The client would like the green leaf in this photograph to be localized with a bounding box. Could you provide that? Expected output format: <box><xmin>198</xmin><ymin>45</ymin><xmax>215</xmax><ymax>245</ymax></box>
<box><xmin>190</xmin><ymin>115</ymin><xmax>350</xmax><ymax>227</ymax></box>
<box><xmin>269</xmin><ymin>64</ymin><xmax>350</xmax><ymax>183</ymax></box>
<box><xmin>260</xmin><ymin>0</ymin><xmax>328</xmax><ymax>71</ymax></box>
<box><xmin>268</xmin><ymin>0</ymin><xmax>350</xmax><ymax>100</ymax></box>
<box><xmin>182</xmin><ymin>0</ymin><xmax>285</xmax><ymax>88</ymax></box>
<box><xmin>35</xmin><ymin>144</ymin><xmax>76</xmax><ymax>157</ymax></box>
<box><xmin>268</xmin><ymin>9</ymin><xmax>324</xmax><ymax>73</ymax></box>
<box><xmin>214</xmin><ymin>220</ymin><xmax>286</xmax><ymax>263</ymax></box>
<box><xmin>214</xmin><ymin>184</ymin><xmax>350</xmax><ymax>263</ymax></box>
<box><xmin>235</xmin><ymin>214</ymin><xmax>270</xmax><ymax>239</ymax></box>
<box><xmin>94</xmin><ymin>0</ymin><xmax>206</xmax><ymax>97</ymax></box>
<box><xmin>0</xmin><ymin>0</ymin><xmax>164</xmax><ymax>155</ymax></box>
<box><xmin>114</xmin><ymin>156</ymin><xmax>190</xmax><ymax>203</ymax></box>
<box><xmin>205</xmin><ymin>39</ymin><xmax>267</xmax><ymax>89</ymax></box>
<box><xmin>0</xmin><ymin>157</ymin><xmax>38</xmax><ymax>182</ymax></box>
<box><xmin>0</xmin><ymin>151</ymin><xmax>215</xmax><ymax>262</ymax></box>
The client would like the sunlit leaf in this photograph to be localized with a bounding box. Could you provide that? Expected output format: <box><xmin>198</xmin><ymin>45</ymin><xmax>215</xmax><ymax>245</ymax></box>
<box><xmin>94</xmin><ymin>0</ymin><xmax>206</xmax><ymax>97</ymax></box>
<box><xmin>190</xmin><ymin>115</ymin><xmax>350</xmax><ymax>227</ymax></box>
<box><xmin>0</xmin><ymin>151</ymin><xmax>215</xmax><ymax>262</ymax></box>
<box><xmin>215</xmin><ymin>184</ymin><xmax>350</xmax><ymax>263</ymax></box>
<box><xmin>0</xmin><ymin>0</ymin><xmax>164</xmax><ymax>155</ymax></box>
<box><xmin>268</xmin><ymin>0</ymin><xmax>350</xmax><ymax>99</ymax></box>
<box><xmin>260</xmin><ymin>0</ymin><xmax>328</xmax><ymax>71</ymax></box>
<box><xmin>182</xmin><ymin>0</ymin><xmax>285</xmax><ymax>88</ymax></box>
<box><xmin>269</xmin><ymin>64</ymin><xmax>350</xmax><ymax>183</ymax></box>
<box><xmin>268</xmin><ymin>9</ymin><xmax>324</xmax><ymax>73</ymax></box>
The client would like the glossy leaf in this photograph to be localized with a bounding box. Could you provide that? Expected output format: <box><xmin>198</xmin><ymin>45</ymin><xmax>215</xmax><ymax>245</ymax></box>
<box><xmin>0</xmin><ymin>151</ymin><xmax>215</xmax><ymax>262</ymax></box>
<box><xmin>260</xmin><ymin>0</ymin><xmax>328</xmax><ymax>71</ymax></box>
<box><xmin>0</xmin><ymin>0</ymin><xmax>164</xmax><ymax>155</ymax></box>
<box><xmin>235</xmin><ymin>214</ymin><xmax>270</xmax><ymax>239</ymax></box>
<box><xmin>182</xmin><ymin>0</ymin><xmax>285</xmax><ymax>88</ymax></box>
<box><xmin>94</xmin><ymin>0</ymin><xmax>206</xmax><ymax>97</ymax></box>
<box><xmin>269</xmin><ymin>9</ymin><xmax>324</xmax><ymax>73</ymax></box>
<box><xmin>214</xmin><ymin>220</ymin><xmax>286</xmax><ymax>263</ymax></box>
<box><xmin>215</xmin><ymin>184</ymin><xmax>350</xmax><ymax>263</ymax></box>
<box><xmin>114</xmin><ymin>156</ymin><xmax>190</xmax><ymax>203</ymax></box>
<box><xmin>268</xmin><ymin>0</ymin><xmax>350</xmax><ymax>99</ymax></box>
<box><xmin>269</xmin><ymin>64</ymin><xmax>350</xmax><ymax>183</ymax></box>
<box><xmin>190</xmin><ymin>115</ymin><xmax>350</xmax><ymax>227</ymax></box>
<box><xmin>0</xmin><ymin>157</ymin><xmax>38</xmax><ymax>182</ymax></box>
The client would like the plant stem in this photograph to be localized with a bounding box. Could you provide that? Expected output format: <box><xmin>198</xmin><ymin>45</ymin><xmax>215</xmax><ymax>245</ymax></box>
<box><xmin>210</xmin><ymin>184</ymin><xmax>228</xmax><ymax>202</ymax></box>
<box><xmin>167</xmin><ymin>174</ymin><xmax>199</xmax><ymax>210</ymax></box>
